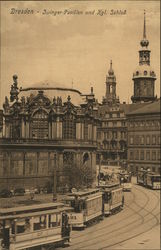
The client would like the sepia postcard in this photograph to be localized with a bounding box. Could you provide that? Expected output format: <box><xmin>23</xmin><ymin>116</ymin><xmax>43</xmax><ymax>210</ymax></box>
<box><xmin>0</xmin><ymin>1</ymin><xmax>160</xmax><ymax>250</ymax></box>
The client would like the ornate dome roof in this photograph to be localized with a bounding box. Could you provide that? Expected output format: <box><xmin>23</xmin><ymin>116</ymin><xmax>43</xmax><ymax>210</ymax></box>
<box><xmin>140</xmin><ymin>38</ymin><xmax>149</xmax><ymax>48</ymax></box>
<box><xmin>19</xmin><ymin>81</ymin><xmax>85</xmax><ymax>106</ymax></box>
<box><xmin>133</xmin><ymin>64</ymin><xmax>156</xmax><ymax>79</ymax></box>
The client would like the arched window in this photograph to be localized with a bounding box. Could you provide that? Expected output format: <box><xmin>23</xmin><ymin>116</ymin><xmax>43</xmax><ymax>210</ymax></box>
<box><xmin>63</xmin><ymin>113</ymin><xmax>76</xmax><ymax>139</ymax></box>
<box><xmin>83</xmin><ymin>152</ymin><xmax>89</xmax><ymax>164</ymax></box>
<box><xmin>11</xmin><ymin>119</ymin><xmax>21</xmax><ymax>138</ymax></box>
<box><xmin>31</xmin><ymin>109</ymin><xmax>48</xmax><ymax>139</ymax></box>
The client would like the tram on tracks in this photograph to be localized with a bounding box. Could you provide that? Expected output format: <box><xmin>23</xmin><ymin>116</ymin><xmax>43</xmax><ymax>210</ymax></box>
<box><xmin>0</xmin><ymin>202</ymin><xmax>72</xmax><ymax>250</ymax></box>
<box><xmin>119</xmin><ymin>172</ymin><xmax>132</xmax><ymax>191</ymax></box>
<box><xmin>98</xmin><ymin>182</ymin><xmax>124</xmax><ymax>216</ymax></box>
<box><xmin>137</xmin><ymin>169</ymin><xmax>160</xmax><ymax>190</ymax></box>
<box><xmin>62</xmin><ymin>189</ymin><xmax>103</xmax><ymax>230</ymax></box>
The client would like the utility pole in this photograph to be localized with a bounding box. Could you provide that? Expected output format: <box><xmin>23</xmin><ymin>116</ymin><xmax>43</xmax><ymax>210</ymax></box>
<box><xmin>53</xmin><ymin>153</ymin><xmax>57</xmax><ymax>201</ymax></box>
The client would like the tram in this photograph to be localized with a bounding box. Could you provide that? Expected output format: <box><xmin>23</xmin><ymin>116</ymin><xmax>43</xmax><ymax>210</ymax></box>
<box><xmin>137</xmin><ymin>169</ymin><xmax>160</xmax><ymax>190</ymax></box>
<box><xmin>137</xmin><ymin>169</ymin><xmax>147</xmax><ymax>186</ymax></box>
<box><xmin>62</xmin><ymin>189</ymin><xmax>103</xmax><ymax>229</ymax></box>
<box><xmin>0</xmin><ymin>202</ymin><xmax>72</xmax><ymax>250</ymax></box>
<box><xmin>146</xmin><ymin>172</ymin><xmax>161</xmax><ymax>189</ymax></box>
<box><xmin>98</xmin><ymin>182</ymin><xmax>124</xmax><ymax>216</ymax></box>
<box><xmin>119</xmin><ymin>172</ymin><xmax>132</xmax><ymax>191</ymax></box>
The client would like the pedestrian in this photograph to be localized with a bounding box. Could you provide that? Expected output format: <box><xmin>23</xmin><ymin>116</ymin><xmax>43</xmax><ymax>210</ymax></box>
<box><xmin>30</xmin><ymin>188</ymin><xmax>35</xmax><ymax>200</ymax></box>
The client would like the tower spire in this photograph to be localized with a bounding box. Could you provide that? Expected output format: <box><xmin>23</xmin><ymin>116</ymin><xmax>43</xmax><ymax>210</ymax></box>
<box><xmin>131</xmin><ymin>11</ymin><xmax>156</xmax><ymax>103</ymax></box>
<box><xmin>108</xmin><ymin>60</ymin><xmax>114</xmax><ymax>75</ymax></box>
<box><xmin>140</xmin><ymin>10</ymin><xmax>149</xmax><ymax>48</ymax></box>
<box><xmin>110</xmin><ymin>60</ymin><xmax>112</xmax><ymax>70</ymax></box>
<box><xmin>143</xmin><ymin>10</ymin><xmax>146</xmax><ymax>39</ymax></box>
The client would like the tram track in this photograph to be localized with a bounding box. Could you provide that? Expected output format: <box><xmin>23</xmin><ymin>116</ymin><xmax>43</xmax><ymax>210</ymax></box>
<box><xmin>71</xmin><ymin>186</ymin><xmax>148</xmax><ymax>241</ymax></box>
<box><xmin>98</xmin><ymin>187</ymin><xmax>160</xmax><ymax>249</ymax></box>
<box><xmin>68</xmin><ymin>185</ymin><xmax>160</xmax><ymax>250</ymax></box>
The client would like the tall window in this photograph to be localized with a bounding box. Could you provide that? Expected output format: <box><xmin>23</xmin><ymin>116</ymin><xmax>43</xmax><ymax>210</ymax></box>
<box><xmin>140</xmin><ymin>151</ymin><xmax>144</xmax><ymax>160</ymax></box>
<box><xmin>152</xmin><ymin>135</ymin><xmax>156</xmax><ymax>145</ymax></box>
<box><xmin>11</xmin><ymin>119</ymin><xmax>21</xmax><ymax>139</ymax></box>
<box><xmin>140</xmin><ymin>136</ymin><xmax>144</xmax><ymax>145</ymax></box>
<box><xmin>129</xmin><ymin>136</ymin><xmax>134</xmax><ymax>145</ymax></box>
<box><xmin>112</xmin><ymin>131</ymin><xmax>117</xmax><ymax>139</ymax></box>
<box><xmin>146</xmin><ymin>151</ymin><xmax>150</xmax><ymax>161</ymax></box>
<box><xmin>152</xmin><ymin>151</ymin><xmax>156</xmax><ymax>161</ymax></box>
<box><xmin>135</xmin><ymin>150</ymin><xmax>139</xmax><ymax>160</ymax></box>
<box><xmin>130</xmin><ymin>151</ymin><xmax>134</xmax><ymax>160</ymax></box>
<box><xmin>31</xmin><ymin>110</ymin><xmax>48</xmax><ymax>139</ymax></box>
<box><xmin>135</xmin><ymin>135</ymin><xmax>139</xmax><ymax>145</ymax></box>
<box><xmin>63</xmin><ymin>152</ymin><xmax>74</xmax><ymax>168</ymax></box>
<box><xmin>63</xmin><ymin>113</ymin><xmax>76</xmax><ymax>139</ymax></box>
<box><xmin>84</xmin><ymin>121</ymin><xmax>88</xmax><ymax>140</ymax></box>
<box><xmin>146</xmin><ymin>135</ymin><xmax>150</xmax><ymax>145</ymax></box>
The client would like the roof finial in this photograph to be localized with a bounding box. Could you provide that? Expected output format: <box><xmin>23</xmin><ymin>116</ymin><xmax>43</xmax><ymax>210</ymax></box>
<box><xmin>110</xmin><ymin>60</ymin><xmax>112</xmax><ymax>70</ymax></box>
<box><xmin>143</xmin><ymin>10</ymin><xmax>146</xmax><ymax>39</ymax></box>
<box><xmin>108</xmin><ymin>60</ymin><xmax>114</xmax><ymax>75</ymax></box>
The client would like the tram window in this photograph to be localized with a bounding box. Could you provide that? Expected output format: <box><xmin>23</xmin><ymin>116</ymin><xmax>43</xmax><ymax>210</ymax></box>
<box><xmin>82</xmin><ymin>201</ymin><xmax>86</xmax><ymax>210</ymax></box>
<box><xmin>74</xmin><ymin>199</ymin><xmax>83</xmax><ymax>212</ymax></box>
<box><xmin>104</xmin><ymin>192</ymin><xmax>111</xmax><ymax>202</ymax></box>
<box><xmin>24</xmin><ymin>218</ymin><xmax>31</xmax><ymax>233</ymax></box>
<box><xmin>33</xmin><ymin>216</ymin><xmax>46</xmax><ymax>231</ymax></box>
<box><xmin>11</xmin><ymin>224</ymin><xmax>15</xmax><ymax>235</ymax></box>
<box><xmin>49</xmin><ymin>214</ymin><xmax>57</xmax><ymax>227</ymax></box>
<box><xmin>17</xmin><ymin>225</ymin><xmax>25</xmax><ymax>234</ymax></box>
<box><xmin>71</xmin><ymin>200</ymin><xmax>75</xmax><ymax>208</ymax></box>
<box><xmin>16</xmin><ymin>219</ymin><xmax>29</xmax><ymax>234</ymax></box>
<box><xmin>153</xmin><ymin>176</ymin><xmax>160</xmax><ymax>182</ymax></box>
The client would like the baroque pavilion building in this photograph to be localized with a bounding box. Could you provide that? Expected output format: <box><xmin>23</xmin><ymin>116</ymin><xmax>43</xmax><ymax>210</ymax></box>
<box><xmin>0</xmin><ymin>77</ymin><xmax>99</xmax><ymax>191</ymax></box>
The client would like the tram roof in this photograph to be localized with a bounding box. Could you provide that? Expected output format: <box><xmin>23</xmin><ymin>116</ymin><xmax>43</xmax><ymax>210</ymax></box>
<box><xmin>0</xmin><ymin>202</ymin><xmax>64</xmax><ymax>215</ymax></box>
<box><xmin>69</xmin><ymin>188</ymin><xmax>100</xmax><ymax>197</ymax></box>
<box><xmin>97</xmin><ymin>182</ymin><xmax>120</xmax><ymax>188</ymax></box>
<box><xmin>147</xmin><ymin>172</ymin><xmax>161</xmax><ymax>177</ymax></box>
<box><xmin>98</xmin><ymin>185</ymin><xmax>122</xmax><ymax>192</ymax></box>
<box><xmin>0</xmin><ymin>206</ymin><xmax>72</xmax><ymax>220</ymax></box>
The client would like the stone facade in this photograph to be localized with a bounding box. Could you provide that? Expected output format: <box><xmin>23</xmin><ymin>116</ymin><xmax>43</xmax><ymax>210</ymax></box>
<box><xmin>127</xmin><ymin>99</ymin><xmax>160</xmax><ymax>174</ymax></box>
<box><xmin>96</xmin><ymin>11</ymin><xmax>159</xmax><ymax>172</ymax></box>
<box><xmin>0</xmin><ymin>76</ymin><xmax>99</xmax><ymax>191</ymax></box>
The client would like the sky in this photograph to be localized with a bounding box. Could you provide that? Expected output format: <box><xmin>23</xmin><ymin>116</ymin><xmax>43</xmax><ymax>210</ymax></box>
<box><xmin>0</xmin><ymin>1</ymin><xmax>160</xmax><ymax>108</ymax></box>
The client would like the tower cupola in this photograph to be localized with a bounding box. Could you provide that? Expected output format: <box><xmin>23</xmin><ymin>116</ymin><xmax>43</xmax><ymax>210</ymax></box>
<box><xmin>103</xmin><ymin>60</ymin><xmax>119</xmax><ymax>105</ymax></box>
<box><xmin>131</xmin><ymin>11</ymin><xmax>157</xmax><ymax>103</ymax></box>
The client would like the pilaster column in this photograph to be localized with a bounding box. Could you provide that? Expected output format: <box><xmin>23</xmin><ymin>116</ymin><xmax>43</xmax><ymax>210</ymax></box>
<box><xmin>26</xmin><ymin>120</ymin><xmax>29</xmax><ymax>138</ymax></box>
<box><xmin>21</xmin><ymin>118</ymin><xmax>25</xmax><ymax>138</ymax></box>
<box><xmin>81</xmin><ymin>123</ymin><xmax>84</xmax><ymax>140</ymax></box>
<box><xmin>48</xmin><ymin>122</ymin><xmax>51</xmax><ymax>139</ymax></box>
<box><xmin>59</xmin><ymin>122</ymin><xmax>62</xmax><ymax>139</ymax></box>
<box><xmin>5</xmin><ymin>122</ymin><xmax>10</xmax><ymax>138</ymax></box>
<box><xmin>76</xmin><ymin>123</ymin><xmax>81</xmax><ymax>140</ymax></box>
<box><xmin>52</xmin><ymin>121</ymin><xmax>56</xmax><ymax>139</ymax></box>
